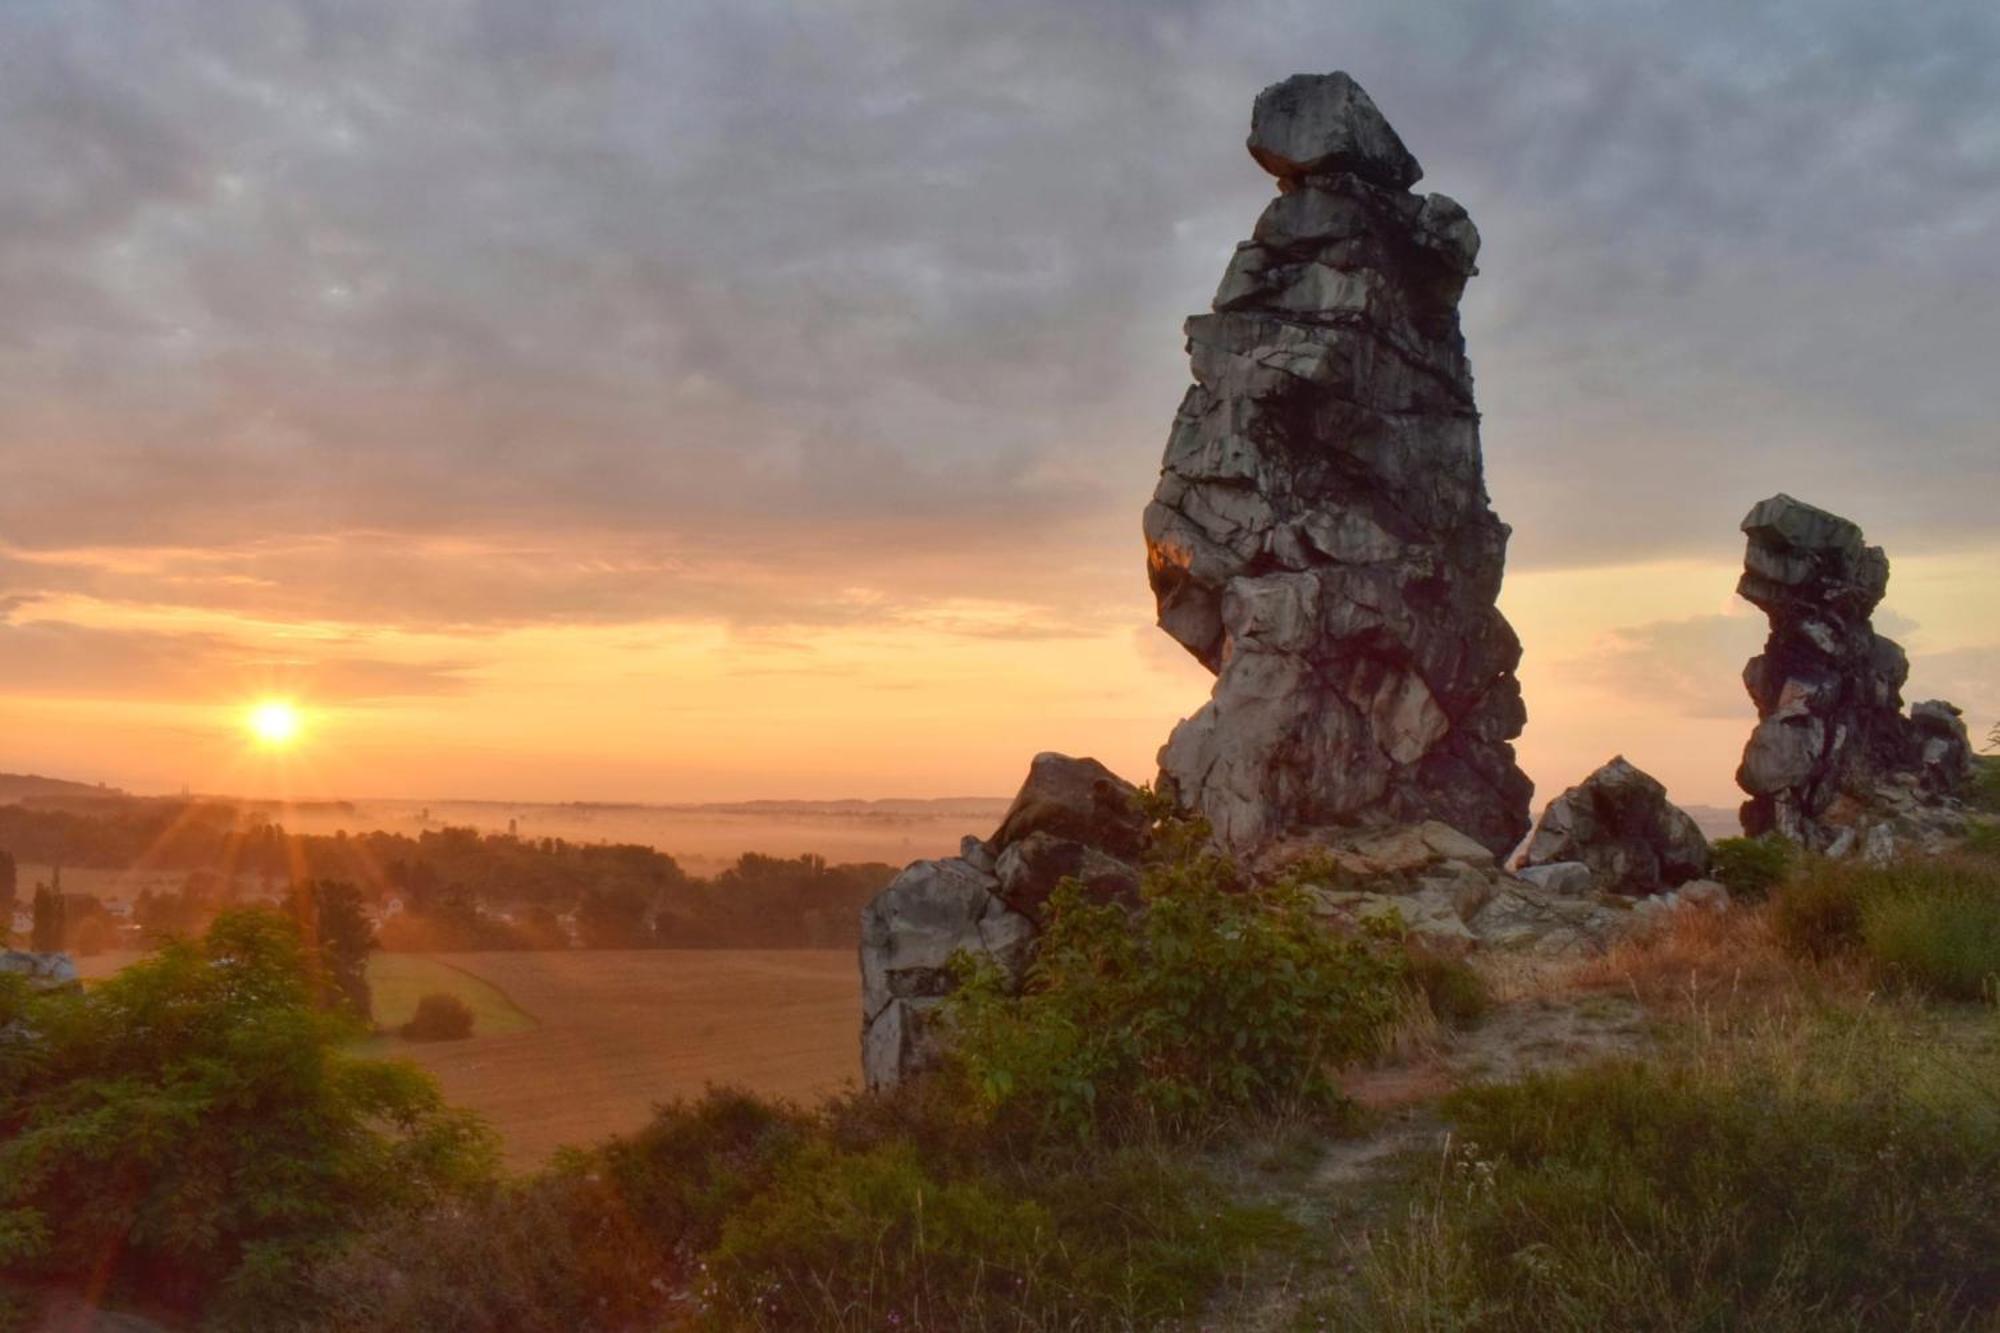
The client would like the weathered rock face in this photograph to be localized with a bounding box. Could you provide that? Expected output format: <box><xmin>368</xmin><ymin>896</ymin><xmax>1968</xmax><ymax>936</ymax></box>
<box><xmin>859</xmin><ymin>753</ymin><xmax>1147</xmax><ymax>1090</ymax></box>
<box><xmin>1520</xmin><ymin>756</ymin><xmax>1709</xmax><ymax>896</ymax></box>
<box><xmin>1146</xmin><ymin>71</ymin><xmax>1531</xmax><ymax>860</ymax></box>
<box><xmin>1275</xmin><ymin>818</ymin><xmax>1631</xmax><ymax>959</ymax></box>
<box><xmin>1735</xmin><ymin>494</ymin><xmax>1975</xmax><ymax>853</ymax></box>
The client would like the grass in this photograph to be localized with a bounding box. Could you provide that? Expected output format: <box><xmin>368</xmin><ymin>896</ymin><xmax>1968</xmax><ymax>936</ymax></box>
<box><xmin>364</xmin><ymin>954</ymin><xmax>536</xmax><ymax>1039</ymax></box>
<box><xmin>1771</xmin><ymin>853</ymin><xmax>2000</xmax><ymax>1001</ymax></box>
<box><xmin>1325</xmin><ymin>1001</ymin><xmax>2000</xmax><ymax>1331</ymax></box>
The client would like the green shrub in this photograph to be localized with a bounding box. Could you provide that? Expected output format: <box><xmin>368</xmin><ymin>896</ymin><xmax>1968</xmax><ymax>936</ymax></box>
<box><xmin>298</xmin><ymin>1173</ymin><xmax>665</xmax><ymax>1333</ymax></box>
<box><xmin>1774</xmin><ymin>856</ymin><xmax>2000</xmax><ymax>999</ymax></box>
<box><xmin>1400</xmin><ymin>948</ymin><xmax>1490</xmax><ymax>1029</ymax></box>
<box><xmin>1340</xmin><ymin>1012</ymin><xmax>2000</xmax><ymax>1330</ymax></box>
<box><xmin>1861</xmin><ymin>874</ymin><xmax>2000</xmax><ymax>1002</ymax></box>
<box><xmin>399</xmin><ymin>992</ymin><xmax>476</xmax><ymax>1041</ymax></box>
<box><xmin>1970</xmin><ymin>750</ymin><xmax>2000</xmax><ymax>815</ymax></box>
<box><xmin>945</xmin><ymin>839</ymin><xmax>1405</xmax><ymax>1142</ymax></box>
<box><xmin>1709</xmin><ymin>834</ymin><xmax>1794</xmax><ymax>900</ymax></box>
<box><xmin>0</xmin><ymin>910</ymin><xmax>494</xmax><ymax>1323</ymax></box>
<box><xmin>705</xmin><ymin>1137</ymin><xmax>1287</xmax><ymax>1330</ymax></box>
<box><xmin>302</xmin><ymin>1083</ymin><xmax>1288</xmax><ymax>1332</ymax></box>
<box><xmin>594</xmin><ymin>1087</ymin><xmax>808</xmax><ymax>1250</ymax></box>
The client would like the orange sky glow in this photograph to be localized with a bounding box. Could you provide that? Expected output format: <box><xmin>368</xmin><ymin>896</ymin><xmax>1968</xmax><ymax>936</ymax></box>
<box><xmin>4</xmin><ymin>541</ymin><xmax>1993</xmax><ymax>815</ymax></box>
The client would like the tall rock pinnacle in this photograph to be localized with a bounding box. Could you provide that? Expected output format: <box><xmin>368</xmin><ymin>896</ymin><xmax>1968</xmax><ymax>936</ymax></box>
<box><xmin>1145</xmin><ymin>71</ymin><xmax>1532</xmax><ymax>857</ymax></box>
<box><xmin>1735</xmin><ymin>493</ymin><xmax>1975</xmax><ymax>855</ymax></box>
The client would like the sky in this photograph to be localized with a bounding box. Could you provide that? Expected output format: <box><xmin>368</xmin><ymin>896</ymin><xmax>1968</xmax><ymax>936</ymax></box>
<box><xmin>1</xmin><ymin>0</ymin><xmax>1996</xmax><ymax>812</ymax></box>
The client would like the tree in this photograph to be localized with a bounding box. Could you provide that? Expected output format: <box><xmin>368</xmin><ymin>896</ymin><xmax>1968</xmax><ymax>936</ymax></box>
<box><xmin>289</xmin><ymin>879</ymin><xmax>377</xmax><ymax>1020</ymax></box>
<box><xmin>577</xmin><ymin>884</ymin><xmax>653</xmax><ymax>948</ymax></box>
<box><xmin>0</xmin><ymin>909</ymin><xmax>494</xmax><ymax>1320</ymax></box>
<box><xmin>0</xmin><ymin>850</ymin><xmax>15</xmax><ymax>937</ymax></box>
<box><xmin>29</xmin><ymin>884</ymin><xmax>64</xmax><ymax>953</ymax></box>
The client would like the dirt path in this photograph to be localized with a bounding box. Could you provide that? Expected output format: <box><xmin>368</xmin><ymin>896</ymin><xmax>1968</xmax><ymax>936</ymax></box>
<box><xmin>1200</xmin><ymin>985</ymin><xmax>1654</xmax><ymax>1330</ymax></box>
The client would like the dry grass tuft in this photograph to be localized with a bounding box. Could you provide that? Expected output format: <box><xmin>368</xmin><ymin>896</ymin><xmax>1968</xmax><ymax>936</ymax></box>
<box><xmin>1572</xmin><ymin>903</ymin><xmax>1864</xmax><ymax>1018</ymax></box>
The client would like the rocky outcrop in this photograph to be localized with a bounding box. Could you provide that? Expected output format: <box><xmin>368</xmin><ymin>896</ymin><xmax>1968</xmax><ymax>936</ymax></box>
<box><xmin>859</xmin><ymin>753</ymin><xmax>1147</xmax><ymax>1090</ymax></box>
<box><xmin>1274</xmin><ymin>819</ymin><xmax>1631</xmax><ymax>959</ymax></box>
<box><xmin>1520</xmin><ymin>757</ymin><xmax>1709</xmax><ymax>896</ymax></box>
<box><xmin>1145</xmin><ymin>71</ymin><xmax>1531</xmax><ymax>861</ymax></box>
<box><xmin>1735</xmin><ymin>494</ymin><xmax>1975</xmax><ymax>854</ymax></box>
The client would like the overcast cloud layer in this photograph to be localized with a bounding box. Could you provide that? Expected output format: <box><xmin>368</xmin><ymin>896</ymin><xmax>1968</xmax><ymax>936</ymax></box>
<box><xmin>2</xmin><ymin>0</ymin><xmax>1997</xmax><ymax>694</ymax></box>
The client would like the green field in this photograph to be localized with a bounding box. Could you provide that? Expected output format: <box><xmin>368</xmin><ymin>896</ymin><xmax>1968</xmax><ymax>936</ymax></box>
<box><xmin>365</xmin><ymin>954</ymin><xmax>538</xmax><ymax>1039</ymax></box>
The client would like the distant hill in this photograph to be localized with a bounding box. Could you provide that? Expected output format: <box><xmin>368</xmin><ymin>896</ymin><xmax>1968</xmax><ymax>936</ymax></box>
<box><xmin>0</xmin><ymin>772</ymin><xmax>128</xmax><ymax>804</ymax></box>
<box><xmin>1680</xmin><ymin>803</ymin><xmax>1744</xmax><ymax>841</ymax></box>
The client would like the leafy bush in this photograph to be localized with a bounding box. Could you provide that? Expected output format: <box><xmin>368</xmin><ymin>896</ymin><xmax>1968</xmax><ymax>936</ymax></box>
<box><xmin>1399</xmin><ymin>947</ymin><xmax>1490</xmax><ymax>1029</ymax></box>
<box><xmin>302</xmin><ymin>1084</ymin><xmax>1287</xmax><ymax>1332</ymax></box>
<box><xmin>0</xmin><ymin>910</ymin><xmax>494</xmax><ymax>1323</ymax></box>
<box><xmin>945</xmin><ymin>841</ymin><xmax>1405</xmax><ymax>1142</ymax></box>
<box><xmin>1970</xmin><ymin>749</ymin><xmax>2000</xmax><ymax>814</ymax></box>
<box><xmin>1342</xmin><ymin>1011</ymin><xmax>2000</xmax><ymax>1330</ymax></box>
<box><xmin>1709</xmin><ymin>834</ymin><xmax>1794</xmax><ymax>900</ymax></box>
<box><xmin>401</xmin><ymin>992</ymin><xmax>476</xmax><ymax>1041</ymax></box>
<box><xmin>298</xmin><ymin>1173</ymin><xmax>666</xmax><ymax>1333</ymax></box>
<box><xmin>1774</xmin><ymin>856</ymin><xmax>2000</xmax><ymax>999</ymax></box>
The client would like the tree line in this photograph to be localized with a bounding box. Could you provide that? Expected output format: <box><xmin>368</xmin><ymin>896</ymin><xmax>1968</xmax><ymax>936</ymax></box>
<box><xmin>0</xmin><ymin>801</ymin><xmax>896</xmax><ymax>952</ymax></box>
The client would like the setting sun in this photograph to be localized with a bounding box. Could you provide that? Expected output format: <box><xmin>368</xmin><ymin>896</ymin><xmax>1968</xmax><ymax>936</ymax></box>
<box><xmin>245</xmin><ymin>699</ymin><xmax>303</xmax><ymax>748</ymax></box>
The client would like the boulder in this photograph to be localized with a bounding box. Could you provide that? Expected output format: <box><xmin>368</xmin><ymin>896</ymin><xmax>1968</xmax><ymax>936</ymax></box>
<box><xmin>994</xmin><ymin>831</ymin><xmax>1140</xmax><ymax>917</ymax></box>
<box><xmin>1520</xmin><ymin>756</ymin><xmax>1709</xmax><ymax>896</ymax></box>
<box><xmin>1677</xmin><ymin>880</ymin><xmax>1732</xmax><ymax>912</ymax></box>
<box><xmin>858</xmin><ymin>857</ymin><xmax>1034</xmax><ymax>1090</ymax></box>
<box><xmin>992</xmin><ymin>752</ymin><xmax>1149</xmax><ymax>860</ymax></box>
<box><xmin>1246</xmin><ymin>72</ymin><xmax>1423</xmax><ymax>190</ymax></box>
<box><xmin>858</xmin><ymin>752</ymin><xmax>1151</xmax><ymax>1088</ymax></box>
<box><xmin>1515</xmin><ymin>861</ymin><xmax>1594</xmax><ymax>897</ymax></box>
<box><xmin>1148</xmin><ymin>70</ymin><xmax>1531</xmax><ymax>861</ymax></box>
<box><xmin>1734</xmin><ymin>495</ymin><xmax>1976</xmax><ymax>854</ymax></box>
<box><xmin>1910</xmin><ymin>700</ymin><xmax>1976</xmax><ymax>791</ymax></box>
<box><xmin>1466</xmin><ymin>884</ymin><xmax>1623</xmax><ymax>957</ymax></box>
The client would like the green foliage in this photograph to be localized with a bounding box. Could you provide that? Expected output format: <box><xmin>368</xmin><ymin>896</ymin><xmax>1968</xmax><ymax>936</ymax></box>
<box><xmin>945</xmin><ymin>837</ymin><xmax>1404</xmax><ymax>1143</ymax></box>
<box><xmin>1861</xmin><ymin>877</ymin><xmax>2000</xmax><ymax>1003</ymax></box>
<box><xmin>400</xmin><ymin>992</ymin><xmax>475</xmax><ymax>1041</ymax></box>
<box><xmin>1773</xmin><ymin>856</ymin><xmax>2000</xmax><ymax>1000</ymax></box>
<box><xmin>300</xmin><ymin>1082</ymin><xmax>1285</xmax><ymax>1332</ymax></box>
<box><xmin>705</xmin><ymin>1138</ymin><xmax>1285</xmax><ymax>1330</ymax></box>
<box><xmin>1970</xmin><ymin>749</ymin><xmax>2000</xmax><ymax>814</ymax></box>
<box><xmin>1400</xmin><ymin>947</ymin><xmax>1491</xmax><ymax>1028</ymax></box>
<box><xmin>27</xmin><ymin>884</ymin><xmax>62</xmax><ymax>952</ymax></box>
<box><xmin>1709</xmin><ymin>834</ymin><xmax>1795</xmax><ymax>901</ymax></box>
<box><xmin>1340</xmin><ymin>1011</ymin><xmax>2000</xmax><ymax>1331</ymax></box>
<box><xmin>0</xmin><ymin>799</ymin><xmax>894</xmax><ymax>949</ymax></box>
<box><xmin>294</xmin><ymin>1173</ymin><xmax>666</xmax><ymax>1333</ymax></box>
<box><xmin>290</xmin><ymin>879</ymin><xmax>376</xmax><ymax>1019</ymax></box>
<box><xmin>0</xmin><ymin>909</ymin><xmax>495</xmax><ymax>1322</ymax></box>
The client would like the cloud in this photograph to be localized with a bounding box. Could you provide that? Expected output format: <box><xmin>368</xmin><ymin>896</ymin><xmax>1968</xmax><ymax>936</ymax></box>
<box><xmin>0</xmin><ymin>0</ymin><xmax>1996</xmax><ymax>636</ymax></box>
<box><xmin>1906</xmin><ymin>643</ymin><xmax>2000</xmax><ymax>737</ymax></box>
<box><xmin>0</xmin><ymin>614</ymin><xmax>472</xmax><ymax>702</ymax></box>
<box><xmin>1555</xmin><ymin>613</ymin><xmax>1765</xmax><ymax>721</ymax></box>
